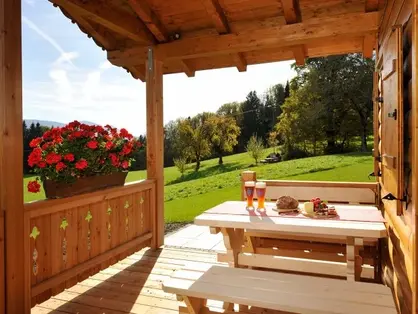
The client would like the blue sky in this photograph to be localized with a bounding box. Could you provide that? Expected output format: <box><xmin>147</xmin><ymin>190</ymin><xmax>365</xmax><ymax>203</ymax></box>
<box><xmin>22</xmin><ymin>0</ymin><xmax>296</xmax><ymax>135</ymax></box>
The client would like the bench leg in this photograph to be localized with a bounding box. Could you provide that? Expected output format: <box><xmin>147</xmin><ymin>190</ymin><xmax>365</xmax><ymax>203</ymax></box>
<box><xmin>221</xmin><ymin>228</ymin><xmax>244</xmax><ymax>268</ymax></box>
<box><xmin>346</xmin><ymin>237</ymin><xmax>363</xmax><ymax>281</ymax></box>
<box><xmin>183</xmin><ymin>296</ymin><xmax>205</xmax><ymax>314</ymax></box>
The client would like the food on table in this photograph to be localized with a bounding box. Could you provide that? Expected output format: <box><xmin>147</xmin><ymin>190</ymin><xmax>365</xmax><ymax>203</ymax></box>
<box><xmin>303</xmin><ymin>201</ymin><xmax>314</xmax><ymax>213</ymax></box>
<box><xmin>308</xmin><ymin>197</ymin><xmax>337</xmax><ymax>216</ymax></box>
<box><xmin>276</xmin><ymin>196</ymin><xmax>299</xmax><ymax>211</ymax></box>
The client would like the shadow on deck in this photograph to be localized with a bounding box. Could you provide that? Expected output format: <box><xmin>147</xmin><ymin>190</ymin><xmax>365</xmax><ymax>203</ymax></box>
<box><xmin>31</xmin><ymin>226</ymin><xmax>224</xmax><ymax>314</ymax></box>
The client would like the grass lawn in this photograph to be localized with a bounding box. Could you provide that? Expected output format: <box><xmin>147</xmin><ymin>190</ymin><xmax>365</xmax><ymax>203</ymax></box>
<box><xmin>24</xmin><ymin>150</ymin><xmax>375</xmax><ymax>222</ymax></box>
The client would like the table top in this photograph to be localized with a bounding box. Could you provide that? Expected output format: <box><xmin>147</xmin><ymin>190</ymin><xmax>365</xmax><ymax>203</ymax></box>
<box><xmin>194</xmin><ymin>201</ymin><xmax>387</xmax><ymax>238</ymax></box>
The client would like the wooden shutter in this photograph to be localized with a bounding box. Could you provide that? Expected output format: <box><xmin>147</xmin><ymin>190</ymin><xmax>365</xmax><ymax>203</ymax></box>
<box><xmin>379</xmin><ymin>25</ymin><xmax>404</xmax><ymax>214</ymax></box>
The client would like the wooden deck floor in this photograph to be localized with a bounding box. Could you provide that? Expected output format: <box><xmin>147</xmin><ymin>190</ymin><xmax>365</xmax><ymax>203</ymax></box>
<box><xmin>31</xmin><ymin>245</ymin><xmax>225</xmax><ymax>314</ymax></box>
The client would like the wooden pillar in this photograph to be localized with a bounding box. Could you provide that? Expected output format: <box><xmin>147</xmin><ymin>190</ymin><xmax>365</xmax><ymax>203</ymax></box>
<box><xmin>412</xmin><ymin>2</ymin><xmax>418</xmax><ymax>312</ymax></box>
<box><xmin>0</xmin><ymin>0</ymin><xmax>27</xmax><ymax>312</ymax></box>
<box><xmin>146</xmin><ymin>47</ymin><xmax>164</xmax><ymax>248</ymax></box>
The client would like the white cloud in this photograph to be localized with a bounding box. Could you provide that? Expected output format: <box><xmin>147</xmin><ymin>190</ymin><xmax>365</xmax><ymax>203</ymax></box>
<box><xmin>53</xmin><ymin>52</ymin><xmax>79</xmax><ymax>67</ymax></box>
<box><xmin>22</xmin><ymin>16</ymin><xmax>76</xmax><ymax>66</ymax></box>
<box><xmin>99</xmin><ymin>60</ymin><xmax>112</xmax><ymax>70</ymax></box>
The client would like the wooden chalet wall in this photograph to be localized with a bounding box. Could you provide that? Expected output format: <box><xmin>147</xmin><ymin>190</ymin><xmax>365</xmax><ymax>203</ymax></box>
<box><xmin>375</xmin><ymin>0</ymin><xmax>415</xmax><ymax>312</ymax></box>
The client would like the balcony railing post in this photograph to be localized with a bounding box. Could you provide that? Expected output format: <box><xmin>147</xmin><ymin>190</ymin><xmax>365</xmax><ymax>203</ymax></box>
<box><xmin>146</xmin><ymin>47</ymin><xmax>164</xmax><ymax>248</ymax></box>
<box><xmin>0</xmin><ymin>0</ymin><xmax>28</xmax><ymax>312</ymax></box>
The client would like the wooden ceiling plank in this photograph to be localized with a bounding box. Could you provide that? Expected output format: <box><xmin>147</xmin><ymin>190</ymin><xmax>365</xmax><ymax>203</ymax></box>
<box><xmin>199</xmin><ymin>0</ymin><xmax>230</xmax><ymax>33</ymax></box>
<box><xmin>292</xmin><ymin>45</ymin><xmax>306</xmax><ymax>65</ymax></box>
<box><xmin>281</xmin><ymin>0</ymin><xmax>301</xmax><ymax>24</ymax></box>
<box><xmin>49</xmin><ymin>0</ymin><xmax>154</xmax><ymax>44</ymax></box>
<box><xmin>235</xmin><ymin>53</ymin><xmax>247</xmax><ymax>72</ymax></box>
<box><xmin>127</xmin><ymin>0</ymin><xmax>168</xmax><ymax>42</ymax></box>
<box><xmin>365</xmin><ymin>0</ymin><xmax>379</xmax><ymax>12</ymax></box>
<box><xmin>363</xmin><ymin>33</ymin><xmax>376</xmax><ymax>58</ymax></box>
<box><xmin>108</xmin><ymin>11</ymin><xmax>379</xmax><ymax>64</ymax></box>
<box><xmin>181</xmin><ymin>60</ymin><xmax>196</xmax><ymax>77</ymax></box>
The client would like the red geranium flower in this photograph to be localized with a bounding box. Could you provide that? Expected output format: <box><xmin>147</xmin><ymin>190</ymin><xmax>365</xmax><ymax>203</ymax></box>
<box><xmin>86</xmin><ymin>140</ymin><xmax>98</xmax><ymax>149</ymax></box>
<box><xmin>105</xmin><ymin>141</ymin><xmax>113</xmax><ymax>150</ymax></box>
<box><xmin>109</xmin><ymin>153</ymin><xmax>119</xmax><ymax>167</ymax></box>
<box><xmin>68</xmin><ymin>120</ymin><xmax>80</xmax><ymax>129</ymax></box>
<box><xmin>120</xmin><ymin>143</ymin><xmax>133</xmax><ymax>156</ymax></box>
<box><xmin>56</xmin><ymin>162</ymin><xmax>66</xmax><ymax>172</ymax></box>
<box><xmin>64</xmin><ymin>153</ymin><xmax>75</xmax><ymax>162</ymax></box>
<box><xmin>75</xmin><ymin>159</ymin><xmax>88</xmax><ymax>170</ymax></box>
<box><xmin>38</xmin><ymin>161</ymin><xmax>47</xmax><ymax>168</ymax></box>
<box><xmin>119</xmin><ymin>128</ymin><xmax>133</xmax><ymax>139</ymax></box>
<box><xmin>29</xmin><ymin>137</ymin><xmax>42</xmax><ymax>148</ymax></box>
<box><xmin>42</xmin><ymin>130</ymin><xmax>52</xmax><ymax>140</ymax></box>
<box><xmin>27</xmin><ymin>180</ymin><xmax>41</xmax><ymax>193</ymax></box>
<box><xmin>46</xmin><ymin>152</ymin><xmax>62</xmax><ymax>165</ymax></box>
<box><xmin>42</xmin><ymin>142</ymin><xmax>52</xmax><ymax>150</ymax></box>
<box><xmin>28</xmin><ymin>148</ymin><xmax>42</xmax><ymax>167</ymax></box>
<box><xmin>121</xmin><ymin>160</ymin><xmax>129</xmax><ymax>169</ymax></box>
<box><xmin>72</xmin><ymin>131</ymin><xmax>83</xmax><ymax>138</ymax></box>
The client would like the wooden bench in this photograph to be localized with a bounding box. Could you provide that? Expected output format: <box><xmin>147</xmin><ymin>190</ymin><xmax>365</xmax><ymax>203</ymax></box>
<box><xmin>163</xmin><ymin>265</ymin><xmax>397</xmax><ymax>314</ymax></box>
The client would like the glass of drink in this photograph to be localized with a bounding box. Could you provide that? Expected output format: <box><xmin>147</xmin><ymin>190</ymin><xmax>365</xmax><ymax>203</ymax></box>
<box><xmin>256</xmin><ymin>181</ymin><xmax>267</xmax><ymax>212</ymax></box>
<box><xmin>245</xmin><ymin>181</ymin><xmax>255</xmax><ymax>210</ymax></box>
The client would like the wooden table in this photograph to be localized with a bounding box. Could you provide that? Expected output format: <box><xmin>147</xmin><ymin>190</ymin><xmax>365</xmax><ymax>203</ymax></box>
<box><xmin>194</xmin><ymin>201</ymin><xmax>387</xmax><ymax>282</ymax></box>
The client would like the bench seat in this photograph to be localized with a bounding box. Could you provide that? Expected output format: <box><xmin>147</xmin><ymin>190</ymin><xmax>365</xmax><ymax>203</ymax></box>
<box><xmin>163</xmin><ymin>265</ymin><xmax>397</xmax><ymax>314</ymax></box>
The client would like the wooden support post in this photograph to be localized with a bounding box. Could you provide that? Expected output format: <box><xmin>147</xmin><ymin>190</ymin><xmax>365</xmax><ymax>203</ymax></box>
<box><xmin>241</xmin><ymin>171</ymin><xmax>256</xmax><ymax>200</ymax></box>
<box><xmin>146</xmin><ymin>47</ymin><xmax>164</xmax><ymax>248</ymax></box>
<box><xmin>0</xmin><ymin>0</ymin><xmax>27</xmax><ymax>312</ymax></box>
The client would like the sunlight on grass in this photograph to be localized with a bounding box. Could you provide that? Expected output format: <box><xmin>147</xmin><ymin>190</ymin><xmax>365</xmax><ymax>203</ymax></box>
<box><xmin>24</xmin><ymin>151</ymin><xmax>374</xmax><ymax>222</ymax></box>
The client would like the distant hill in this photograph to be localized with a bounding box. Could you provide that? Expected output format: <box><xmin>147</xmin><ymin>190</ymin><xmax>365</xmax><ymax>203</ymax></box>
<box><xmin>24</xmin><ymin>119</ymin><xmax>96</xmax><ymax>128</ymax></box>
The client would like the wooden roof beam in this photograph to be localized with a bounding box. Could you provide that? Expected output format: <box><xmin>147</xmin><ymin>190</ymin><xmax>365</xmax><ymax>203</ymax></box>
<box><xmin>181</xmin><ymin>60</ymin><xmax>196</xmax><ymax>77</ymax></box>
<box><xmin>235</xmin><ymin>53</ymin><xmax>247</xmax><ymax>72</ymax></box>
<box><xmin>365</xmin><ymin>0</ymin><xmax>379</xmax><ymax>12</ymax></box>
<box><xmin>200</xmin><ymin>0</ymin><xmax>230</xmax><ymax>33</ymax></box>
<box><xmin>49</xmin><ymin>0</ymin><xmax>154</xmax><ymax>44</ymax></box>
<box><xmin>281</xmin><ymin>0</ymin><xmax>305</xmax><ymax>65</ymax></box>
<box><xmin>108</xmin><ymin>12</ymin><xmax>379</xmax><ymax>65</ymax></box>
<box><xmin>281</xmin><ymin>0</ymin><xmax>301</xmax><ymax>24</ymax></box>
<box><xmin>199</xmin><ymin>0</ymin><xmax>247</xmax><ymax>72</ymax></box>
<box><xmin>127</xmin><ymin>0</ymin><xmax>168</xmax><ymax>42</ymax></box>
<box><xmin>363</xmin><ymin>33</ymin><xmax>376</xmax><ymax>58</ymax></box>
<box><xmin>59</xmin><ymin>7</ymin><xmax>116</xmax><ymax>50</ymax></box>
<box><xmin>129</xmin><ymin>65</ymin><xmax>146</xmax><ymax>82</ymax></box>
<box><xmin>292</xmin><ymin>45</ymin><xmax>306</xmax><ymax>65</ymax></box>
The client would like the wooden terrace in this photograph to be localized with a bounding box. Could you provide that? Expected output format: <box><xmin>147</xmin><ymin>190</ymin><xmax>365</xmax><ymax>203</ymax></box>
<box><xmin>1</xmin><ymin>0</ymin><xmax>418</xmax><ymax>313</ymax></box>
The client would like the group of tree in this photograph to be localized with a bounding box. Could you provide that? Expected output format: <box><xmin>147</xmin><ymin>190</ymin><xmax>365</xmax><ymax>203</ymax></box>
<box><xmin>22</xmin><ymin>53</ymin><xmax>374</xmax><ymax>175</ymax></box>
<box><xmin>275</xmin><ymin>54</ymin><xmax>374</xmax><ymax>158</ymax></box>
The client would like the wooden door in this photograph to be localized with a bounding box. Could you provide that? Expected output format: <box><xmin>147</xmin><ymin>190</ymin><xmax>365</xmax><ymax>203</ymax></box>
<box><xmin>379</xmin><ymin>25</ymin><xmax>404</xmax><ymax>213</ymax></box>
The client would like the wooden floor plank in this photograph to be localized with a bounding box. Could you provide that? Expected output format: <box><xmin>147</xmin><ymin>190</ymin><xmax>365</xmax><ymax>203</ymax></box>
<box><xmin>31</xmin><ymin>247</ymin><xmax>220</xmax><ymax>313</ymax></box>
<box><xmin>32</xmin><ymin>245</ymin><xmax>388</xmax><ymax>314</ymax></box>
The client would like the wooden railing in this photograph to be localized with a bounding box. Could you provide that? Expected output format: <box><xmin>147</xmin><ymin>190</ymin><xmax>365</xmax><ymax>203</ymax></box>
<box><xmin>24</xmin><ymin>179</ymin><xmax>156</xmax><ymax>305</ymax></box>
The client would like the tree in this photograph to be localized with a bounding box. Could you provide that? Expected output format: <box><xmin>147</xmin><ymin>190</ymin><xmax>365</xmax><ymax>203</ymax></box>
<box><xmin>268</xmin><ymin>131</ymin><xmax>279</xmax><ymax>153</ymax></box>
<box><xmin>177</xmin><ymin>114</ymin><xmax>213</xmax><ymax>171</ymax></box>
<box><xmin>246</xmin><ymin>135</ymin><xmax>264</xmax><ymax>165</ymax></box>
<box><xmin>284</xmin><ymin>80</ymin><xmax>290</xmax><ymax>99</ymax></box>
<box><xmin>241</xmin><ymin>91</ymin><xmax>263</xmax><ymax>146</ymax></box>
<box><xmin>207</xmin><ymin>115</ymin><xmax>240</xmax><ymax>165</ymax></box>
<box><xmin>173</xmin><ymin>156</ymin><xmax>188</xmax><ymax>177</ymax></box>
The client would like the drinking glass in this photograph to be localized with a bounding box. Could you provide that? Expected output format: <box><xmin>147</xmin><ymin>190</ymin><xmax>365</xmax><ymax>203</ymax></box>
<box><xmin>256</xmin><ymin>181</ymin><xmax>267</xmax><ymax>211</ymax></box>
<box><xmin>245</xmin><ymin>181</ymin><xmax>255</xmax><ymax>210</ymax></box>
